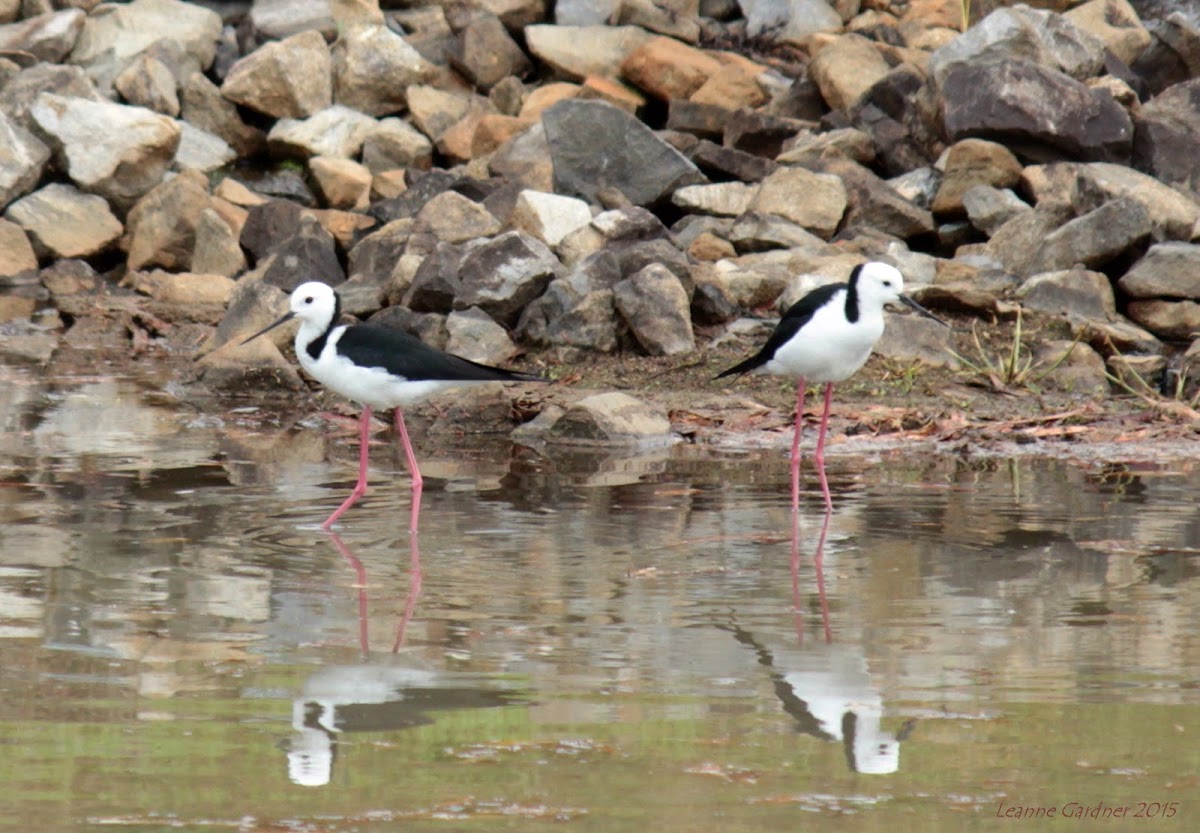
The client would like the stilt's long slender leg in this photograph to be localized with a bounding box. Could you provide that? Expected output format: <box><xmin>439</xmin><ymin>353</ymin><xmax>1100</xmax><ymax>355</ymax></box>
<box><xmin>394</xmin><ymin>408</ymin><xmax>423</xmax><ymax>534</ymax></box>
<box><xmin>322</xmin><ymin>406</ymin><xmax>373</xmax><ymax>529</ymax></box>
<box><xmin>814</xmin><ymin>383</ymin><xmax>834</xmax><ymax>513</ymax></box>
<box><xmin>790</xmin><ymin>378</ymin><xmax>807</xmax><ymax>511</ymax></box>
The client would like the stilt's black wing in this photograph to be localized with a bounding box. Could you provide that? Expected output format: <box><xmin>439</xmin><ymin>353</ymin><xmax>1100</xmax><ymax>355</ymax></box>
<box><xmin>335</xmin><ymin>324</ymin><xmax>544</xmax><ymax>383</ymax></box>
<box><xmin>715</xmin><ymin>283</ymin><xmax>846</xmax><ymax>379</ymax></box>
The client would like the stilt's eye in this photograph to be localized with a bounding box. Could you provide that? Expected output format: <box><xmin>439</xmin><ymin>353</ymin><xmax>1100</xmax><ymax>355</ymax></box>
<box><xmin>304</xmin><ymin>296</ymin><xmax>314</xmax><ymax>304</ymax></box>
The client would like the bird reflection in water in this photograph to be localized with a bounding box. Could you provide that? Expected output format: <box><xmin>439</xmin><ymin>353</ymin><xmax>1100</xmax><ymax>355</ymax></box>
<box><xmin>286</xmin><ymin>531</ymin><xmax>522</xmax><ymax>787</ymax></box>
<box><xmin>725</xmin><ymin>507</ymin><xmax>913</xmax><ymax>775</ymax></box>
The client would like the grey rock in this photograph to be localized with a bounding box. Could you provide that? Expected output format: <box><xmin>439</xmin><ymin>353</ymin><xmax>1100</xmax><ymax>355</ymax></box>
<box><xmin>454</xmin><ymin>230</ymin><xmax>563</xmax><ymax>327</ymax></box>
<box><xmin>984</xmin><ymin>203</ymin><xmax>1074</xmax><ymax>278</ymax></box>
<box><xmin>940</xmin><ymin>60</ymin><xmax>1133</xmax><ymax>164</ymax></box>
<box><xmin>1032</xmin><ymin>340</ymin><xmax>1110</xmax><ymax>396</ymax></box>
<box><xmin>412</xmin><ymin>190</ymin><xmax>502</xmax><ymax>243</ymax></box>
<box><xmin>488</xmin><ymin>121</ymin><xmax>554</xmax><ymax>191</ymax></box>
<box><xmin>611</xmin><ymin>237</ymin><xmax>694</xmax><ymax>296</ymax></box>
<box><xmin>874</xmin><ymin>313</ymin><xmax>957</xmax><ymax>368</ymax></box>
<box><xmin>449</xmin><ymin>12</ymin><xmax>532</xmax><ymax>92</ymax></box>
<box><xmin>239</xmin><ymin>198</ymin><xmax>304</xmax><ymax>263</ymax></box>
<box><xmin>741</xmin><ymin>0</ymin><xmax>841</xmax><ymax>44</ymax></box>
<box><xmin>249</xmin><ymin>0</ymin><xmax>336</xmax><ymax>40</ymax></box>
<box><xmin>1133</xmin><ymin>77</ymin><xmax>1200</xmax><ymax>198</ymax></box>
<box><xmin>404</xmin><ymin>240</ymin><xmax>471</xmax><ymax>313</ymax></box>
<box><xmin>361</xmin><ymin>117</ymin><xmax>433</xmax><ymax>173</ymax></box>
<box><xmin>554</xmin><ymin>0</ymin><xmax>620</xmax><ymax>25</ymax></box>
<box><xmin>114</xmin><ymin>52</ymin><xmax>179</xmax><ymax>116</ymax></box>
<box><xmin>613</xmin><ymin>263</ymin><xmax>695</xmax><ymax>356</ymax></box>
<box><xmin>348</xmin><ymin>218</ymin><xmax>411</xmax><ymax>285</ymax></box>
<box><xmin>1120</xmin><ymin>242</ymin><xmax>1200</xmax><ymax>299</ymax></box>
<box><xmin>333</xmin><ymin>23</ymin><xmax>435</xmax><ymax>116</ymax></box>
<box><xmin>262</xmin><ymin>216</ymin><xmax>344</xmax><ymax>292</ymax></box>
<box><xmin>0</xmin><ymin>111</ymin><xmax>49</xmax><ymax>210</ymax></box>
<box><xmin>543</xmin><ymin>99</ymin><xmax>705</xmax><ymax>206</ymax></box>
<box><xmin>821</xmin><ymin>157</ymin><xmax>935</xmax><ymax>240</ymax></box>
<box><xmin>368</xmin><ymin>305</ymin><xmax>450</xmax><ymax>351</ymax></box>
<box><xmin>546</xmin><ymin>391</ymin><xmax>672</xmax><ymax>445</ymax></box>
<box><xmin>929</xmin><ymin>5</ymin><xmax>1106</xmax><ymax>86</ymax></box>
<box><xmin>1028</xmin><ymin>196</ymin><xmax>1152</xmax><ymax>276</ymax></box>
<box><xmin>517</xmin><ymin>250</ymin><xmax>621</xmax><ymax>351</ymax></box>
<box><xmin>30</xmin><ymin>92</ymin><xmax>181</xmax><ymax>209</ymax></box>
<box><xmin>222</xmin><ymin>29</ymin><xmax>331</xmax><ymax>119</ymax></box>
<box><xmin>191</xmin><ymin>207</ymin><xmax>245</xmax><ymax>277</ymax></box>
<box><xmin>267</xmin><ymin>104</ymin><xmax>378</xmax><ymax>159</ymax></box>
<box><xmin>1018</xmin><ymin>267</ymin><xmax>1116</xmax><ymax>320</ymax></box>
<box><xmin>180</xmin><ymin>71</ymin><xmax>264</xmax><ymax>157</ymax></box>
<box><xmin>962</xmin><ymin>186</ymin><xmax>1031</xmax><ymax>236</ymax></box>
<box><xmin>445</xmin><ymin>306</ymin><xmax>518</xmax><ymax>365</ymax></box>
<box><xmin>3</xmin><ymin>182</ymin><xmax>122</xmax><ymax>258</ymax></box>
<box><xmin>1106</xmin><ymin>352</ymin><xmax>1167</xmax><ymax>389</ymax></box>
<box><xmin>728</xmin><ymin>212</ymin><xmax>827</xmax><ymax>254</ymax></box>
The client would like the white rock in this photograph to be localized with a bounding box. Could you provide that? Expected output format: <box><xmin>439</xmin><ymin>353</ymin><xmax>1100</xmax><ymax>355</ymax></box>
<box><xmin>0</xmin><ymin>112</ymin><xmax>50</xmax><ymax>210</ymax></box>
<box><xmin>267</xmin><ymin>104</ymin><xmax>379</xmax><ymax>158</ymax></box>
<box><xmin>173</xmin><ymin>121</ymin><xmax>237</xmax><ymax>172</ymax></box>
<box><xmin>30</xmin><ymin>93</ymin><xmax>181</xmax><ymax>207</ymax></box>
<box><xmin>510</xmin><ymin>190</ymin><xmax>592</xmax><ymax>247</ymax></box>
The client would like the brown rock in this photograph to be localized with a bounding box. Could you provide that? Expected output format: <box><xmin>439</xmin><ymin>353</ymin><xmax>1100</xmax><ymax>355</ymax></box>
<box><xmin>620</xmin><ymin>36</ymin><xmax>722</xmax><ymax>101</ymax></box>
<box><xmin>932</xmin><ymin>138</ymin><xmax>1024</xmax><ymax>217</ymax></box>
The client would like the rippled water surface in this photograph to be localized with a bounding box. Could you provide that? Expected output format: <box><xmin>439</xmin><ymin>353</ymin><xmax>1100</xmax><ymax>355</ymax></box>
<box><xmin>1</xmin><ymin>367</ymin><xmax>1198</xmax><ymax>832</ymax></box>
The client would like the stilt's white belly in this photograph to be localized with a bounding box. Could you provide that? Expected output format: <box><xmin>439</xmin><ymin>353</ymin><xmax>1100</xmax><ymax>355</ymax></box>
<box><xmin>767</xmin><ymin>309</ymin><xmax>885</xmax><ymax>383</ymax></box>
<box><xmin>298</xmin><ymin>341</ymin><xmax>477</xmax><ymax>410</ymax></box>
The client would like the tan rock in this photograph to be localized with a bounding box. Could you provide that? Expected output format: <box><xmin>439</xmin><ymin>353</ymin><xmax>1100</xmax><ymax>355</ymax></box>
<box><xmin>406</xmin><ymin>84</ymin><xmax>472</xmax><ymax>141</ymax></box>
<box><xmin>221</xmin><ymin>29</ymin><xmax>332</xmax><ymax>119</ymax></box>
<box><xmin>933</xmin><ymin>138</ymin><xmax>1023</xmax><ymax>217</ymax></box>
<box><xmin>1064</xmin><ymin>0</ymin><xmax>1151</xmax><ymax>66</ymax></box>
<box><xmin>578</xmin><ymin>75</ymin><xmax>645</xmax><ymax>113</ymax></box>
<box><xmin>190</xmin><ymin>208</ymin><xmax>245</xmax><ymax>278</ymax></box>
<box><xmin>690</xmin><ymin>62</ymin><xmax>767</xmax><ymax>109</ymax></box>
<box><xmin>309</xmin><ymin>156</ymin><xmax>371</xmax><ymax>210</ymax></box>
<box><xmin>510</xmin><ymin>190</ymin><xmax>592</xmax><ymax>247</ymax></box>
<box><xmin>749</xmin><ymin>166</ymin><xmax>847</xmax><ymax>239</ymax></box>
<box><xmin>0</xmin><ymin>217</ymin><xmax>37</xmax><ymax>276</ymax></box>
<box><xmin>525</xmin><ymin>24</ymin><xmax>654</xmax><ymax>81</ymax></box>
<box><xmin>413</xmin><ymin>191</ymin><xmax>501</xmax><ymax>242</ymax></box>
<box><xmin>471</xmin><ymin>114</ymin><xmax>536</xmax><ymax>157</ymax></box>
<box><xmin>371</xmin><ymin>169</ymin><xmax>407</xmax><ymax>201</ymax></box>
<box><xmin>124</xmin><ymin>169</ymin><xmax>210</xmax><ymax>271</ymax></box>
<box><xmin>518</xmin><ymin>82</ymin><xmax>580</xmax><ymax>119</ymax></box>
<box><xmin>213</xmin><ymin>178</ymin><xmax>269</xmax><ymax>207</ymax></box>
<box><xmin>4</xmin><ymin>182</ymin><xmax>122</xmax><ymax>259</ymax></box>
<box><xmin>620</xmin><ymin>35</ymin><xmax>723</xmax><ymax>100</ymax></box>
<box><xmin>808</xmin><ymin>33</ymin><xmax>890</xmax><ymax>112</ymax></box>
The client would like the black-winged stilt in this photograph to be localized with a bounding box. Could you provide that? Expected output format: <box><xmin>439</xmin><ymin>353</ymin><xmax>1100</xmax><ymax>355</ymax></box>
<box><xmin>716</xmin><ymin>262</ymin><xmax>945</xmax><ymax>510</ymax></box>
<box><xmin>242</xmin><ymin>281</ymin><xmax>544</xmax><ymax>530</ymax></box>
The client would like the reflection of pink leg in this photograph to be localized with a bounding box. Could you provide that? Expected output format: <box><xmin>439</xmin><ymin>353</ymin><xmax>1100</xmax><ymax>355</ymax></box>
<box><xmin>328</xmin><ymin>532</ymin><xmax>370</xmax><ymax>655</ymax></box>
<box><xmin>790</xmin><ymin>378</ymin><xmax>807</xmax><ymax>511</ymax></box>
<box><xmin>322</xmin><ymin>406</ymin><xmax>373</xmax><ymax>530</ymax></box>
<box><xmin>814</xmin><ymin>383</ymin><xmax>834</xmax><ymax>513</ymax></box>
<box><xmin>393</xmin><ymin>529</ymin><xmax>423</xmax><ymax>652</ymax></box>
<box><xmin>393</xmin><ymin>408</ymin><xmax>423</xmax><ymax>534</ymax></box>
<box><xmin>789</xmin><ymin>506</ymin><xmax>804</xmax><ymax>644</ymax></box>
<box><xmin>814</xmin><ymin>508</ymin><xmax>832</xmax><ymax>643</ymax></box>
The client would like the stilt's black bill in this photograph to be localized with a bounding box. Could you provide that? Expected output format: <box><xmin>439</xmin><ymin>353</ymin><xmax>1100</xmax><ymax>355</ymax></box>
<box><xmin>240</xmin><ymin>311</ymin><xmax>295</xmax><ymax>345</ymax></box>
<box><xmin>899</xmin><ymin>294</ymin><xmax>950</xmax><ymax>328</ymax></box>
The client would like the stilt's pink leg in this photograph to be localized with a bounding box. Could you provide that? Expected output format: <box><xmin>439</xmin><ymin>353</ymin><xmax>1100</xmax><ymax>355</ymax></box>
<box><xmin>322</xmin><ymin>406</ymin><xmax>373</xmax><ymax>530</ymax></box>
<box><xmin>394</xmin><ymin>408</ymin><xmax>423</xmax><ymax>534</ymax></box>
<box><xmin>790</xmin><ymin>378</ymin><xmax>807</xmax><ymax>511</ymax></box>
<box><xmin>814</xmin><ymin>382</ymin><xmax>834</xmax><ymax>513</ymax></box>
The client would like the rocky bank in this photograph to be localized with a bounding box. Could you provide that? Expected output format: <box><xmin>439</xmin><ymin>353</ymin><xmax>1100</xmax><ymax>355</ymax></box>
<box><xmin>4</xmin><ymin>0</ymin><xmax>1200</xmax><ymax>452</ymax></box>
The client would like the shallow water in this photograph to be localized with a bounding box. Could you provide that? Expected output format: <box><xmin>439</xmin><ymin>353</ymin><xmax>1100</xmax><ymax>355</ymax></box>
<box><xmin>1</xmin><ymin>368</ymin><xmax>1198</xmax><ymax>832</ymax></box>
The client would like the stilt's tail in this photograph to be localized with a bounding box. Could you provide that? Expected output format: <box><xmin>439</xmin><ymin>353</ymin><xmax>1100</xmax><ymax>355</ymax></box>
<box><xmin>715</xmin><ymin>353</ymin><xmax>766</xmax><ymax>380</ymax></box>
